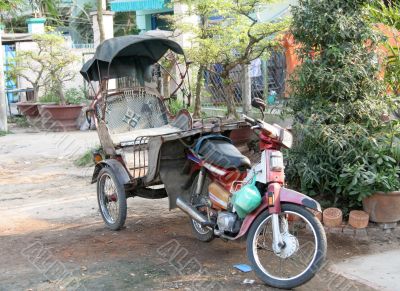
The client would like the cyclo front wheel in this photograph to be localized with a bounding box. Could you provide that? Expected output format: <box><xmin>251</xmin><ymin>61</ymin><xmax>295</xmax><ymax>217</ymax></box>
<box><xmin>246</xmin><ymin>204</ymin><xmax>327</xmax><ymax>289</ymax></box>
<box><xmin>97</xmin><ymin>167</ymin><xmax>127</xmax><ymax>230</ymax></box>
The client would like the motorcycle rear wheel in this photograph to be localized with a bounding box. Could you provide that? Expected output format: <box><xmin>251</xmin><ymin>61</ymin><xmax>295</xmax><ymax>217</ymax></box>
<box><xmin>246</xmin><ymin>204</ymin><xmax>327</xmax><ymax>289</ymax></box>
<box><xmin>189</xmin><ymin>173</ymin><xmax>214</xmax><ymax>242</ymax></box>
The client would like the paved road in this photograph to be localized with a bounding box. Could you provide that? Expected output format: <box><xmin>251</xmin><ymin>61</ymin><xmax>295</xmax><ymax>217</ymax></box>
<box><xmin>332</xmin><ymin>249</ymin><xmax>400</xmax><ymax>291</ymax></box>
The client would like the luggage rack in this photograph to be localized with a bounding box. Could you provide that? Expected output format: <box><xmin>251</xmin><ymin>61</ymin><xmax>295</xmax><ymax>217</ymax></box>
<box><xmin>125</xmin><ymin>136</ymin><xmax>150</xmax><ymax>179</ymax></box>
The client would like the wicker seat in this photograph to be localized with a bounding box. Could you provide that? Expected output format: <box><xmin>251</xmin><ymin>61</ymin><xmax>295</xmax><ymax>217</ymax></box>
<box><xmin>96</xmin><ymin>88</ymin><xmax>190</xmax><ymax>148</ymax></box>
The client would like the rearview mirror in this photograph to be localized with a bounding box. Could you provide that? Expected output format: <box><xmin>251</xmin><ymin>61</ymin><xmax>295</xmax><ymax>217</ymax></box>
<box><xmin>251</xmin><ymin>98</ymin><xmax>266</xmax><ymax>112</ymax></box>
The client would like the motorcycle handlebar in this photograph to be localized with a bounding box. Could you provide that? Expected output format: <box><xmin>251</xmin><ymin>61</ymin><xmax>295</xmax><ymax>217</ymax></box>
<box><xmin>243</xmin><ymin>114</ymin><xmax>281</xmax><ymax>140</ymax></box>
<box><xmin>243</xmin><ymin>115</ymin><xmax>257</xmax><ymax>125</ymax></box>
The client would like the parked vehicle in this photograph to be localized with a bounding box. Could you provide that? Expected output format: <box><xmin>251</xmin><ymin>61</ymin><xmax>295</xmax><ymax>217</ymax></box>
<box><xmin>81</xmin><ymin>34</ymin><xmax>326</xmax><ymax>289</ymax></box>
<box><xmin>181</xmin><ymin>113</ymin><xmax>327</xmax><ymax>289</ymax></box>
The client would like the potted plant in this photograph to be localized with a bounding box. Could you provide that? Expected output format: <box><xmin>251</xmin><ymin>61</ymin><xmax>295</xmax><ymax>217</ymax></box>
<box><xmin>360</xmin><ymin>120</ymin><xmax>400</xmax><ymax>223</ymax></box>
<box><xmin>39</xmin><ymin>88</ymin><xmax>86</xmax><ymax>131</ymax></box>
<box><xmin>39</xmin><ymin>37</ymin><xmax>82</xmax><ymax>131</ymax></box>
<box><xmin>338</xmin><ymin>131</ymin><xmax>400</xmax><ymax>223</ymax></box>
<box><xmin>361</xmin><ymin>2</ymin><xmax>400</xmax><ymax>223</ymax></box>
<box><xmin>11</xmin><ymin>34</ymin><xmax>51</xmax><ymax>122</ymax></box>
<box><xmin>11</xmin><ymin>33</ymin><xmax>83</xmax><ymax>131</ymax></box>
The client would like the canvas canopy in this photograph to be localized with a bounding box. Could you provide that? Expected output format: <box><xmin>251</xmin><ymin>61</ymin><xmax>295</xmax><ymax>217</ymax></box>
<box><xmin>80</xmin><ymin>34</ymin><xmax>184</xmax><ymax>82</ymax></box>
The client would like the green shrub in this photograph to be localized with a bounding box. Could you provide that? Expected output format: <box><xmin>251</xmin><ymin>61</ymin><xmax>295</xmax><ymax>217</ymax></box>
<box><xmin>285</xmin><ymin>0</ymin><xmax>399</xmax><ymax>209</ymax></box>
<box><xmin>39</xmin><ymin>91</ymin><xmax>59</xmax><ymax>103</ymax></box>
<box><xmin>167</xmin><ymin>98</ymin><xmax>196</xmax><ymax>116</ymax></box>
<box><xmin>39</xmin><ymin>88</ymin><xmax>87</xmax><ymax>105</ymax></box>
<box><xmin>74</xmin><ymin>148</ymin><xmax>96</xmax><ymax>167</ymax></box>
<box><xmin>367</xmin><ymin>1</ymin><xmax>400</xmax><ymax>94</ymax></box>
<box><xmin>8</xmin><ymin>116</ymin><xmax>29</xmax><ymax>127</ymax></box>
<box><xmin>65</xmin><ymin>88</ymin><xmax>87</xmax><ymax>105</ymax></box>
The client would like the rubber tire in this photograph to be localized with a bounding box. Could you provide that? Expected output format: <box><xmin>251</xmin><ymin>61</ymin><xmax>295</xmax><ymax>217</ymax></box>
<box><xmin>246</xmin><ymin>204</ymin><xmax>327</xmax><ymax>289</ymax></box>
<box><xmin>97</xmin><ymin>167</ymin><xmax>127</xmax><ymax>231</ymax></box>
<box><xmin>189</xmin><ymin>173</ymin><xmax>215</xmax><ymax>242</ymax></box>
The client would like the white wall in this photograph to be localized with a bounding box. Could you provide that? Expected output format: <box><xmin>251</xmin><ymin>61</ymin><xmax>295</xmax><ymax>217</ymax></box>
<box><xmin>173</xmin><ymin>3</ymin><xmax>199</xmax><ymax>49</ymax></box>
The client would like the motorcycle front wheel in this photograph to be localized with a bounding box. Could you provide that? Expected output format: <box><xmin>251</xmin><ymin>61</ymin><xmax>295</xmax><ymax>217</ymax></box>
<box><xmin>246</xmin><ymin>204</ymin><xmax>327</xmax><ymax>289</ymax></box>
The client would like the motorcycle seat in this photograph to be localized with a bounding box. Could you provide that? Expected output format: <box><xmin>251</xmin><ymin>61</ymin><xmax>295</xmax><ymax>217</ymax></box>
<box><xmin>197</xmin><ymin>138</ymin><xmax>251</xmax><ymax>171</ymax></box>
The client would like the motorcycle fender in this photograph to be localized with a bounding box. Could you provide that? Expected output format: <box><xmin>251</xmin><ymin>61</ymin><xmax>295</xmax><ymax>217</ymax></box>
<box><xmin>91</xmin><ymin>159</ymin><xmax>131</xmax><ymax>185</ymax></box>
<box><xmin>280</xmin><ymin>187</ymin><xmax>322</xmax><ymax>213</ymax></box>
<box><xmin>234</xmin><ymin>186</ymin><xmax>321</xmax><ymax>239</ymax></box>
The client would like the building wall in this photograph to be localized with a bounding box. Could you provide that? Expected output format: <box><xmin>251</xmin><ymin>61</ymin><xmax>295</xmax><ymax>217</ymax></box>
<box><xmin>136</xmin><ymin>8</ymin><xmax>173</xmax><ymax>32</ymax></box>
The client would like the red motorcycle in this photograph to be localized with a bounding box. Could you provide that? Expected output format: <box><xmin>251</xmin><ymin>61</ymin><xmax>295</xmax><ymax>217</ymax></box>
<box><xmin>177</xmin><ymin>114</ymin><xmax>327</xmax><ymax>289</ymax></box>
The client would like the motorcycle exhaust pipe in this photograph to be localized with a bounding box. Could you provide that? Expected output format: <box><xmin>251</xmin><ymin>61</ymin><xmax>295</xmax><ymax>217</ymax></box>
<box><xmin>176</xmin><ymin>197</ymin><xmax>214</xmax><ymax>227</ymax></box>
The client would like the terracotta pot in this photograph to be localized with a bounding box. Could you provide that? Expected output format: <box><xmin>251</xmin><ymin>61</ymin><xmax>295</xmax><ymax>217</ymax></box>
<box><xmin>323</xmin><ymin>207</ymin><xmax>342</xmax><ymax>227</ymax></box>
<box><xmin>309</xmin><ymin>209</ymin><xmax>323</xmax><ymax>222</ymax></box>
<box><xmin>363</xmin><ymin>191</ymin><xmax>400</xmax><ymax>223</ymax></box>
<box><xmin>16</xmin><ymin>102</ymin><xmax>40</xmax><ymax>118</ymax></box>
<box><xmin>39</xmin><ymin>104</ymin><xmax>83</xmax><ymax>131</ymax></box>
<box><xmin>348</xmin><ymin>210</ymin><xmax>369</xmax><ymax>229</ymax></box>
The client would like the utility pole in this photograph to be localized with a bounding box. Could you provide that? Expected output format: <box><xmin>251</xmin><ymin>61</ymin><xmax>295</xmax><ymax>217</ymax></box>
<box><xmin>0</xmin><ymin>32</ymin><xmax>7</xmax><ymax>132</ymax></box>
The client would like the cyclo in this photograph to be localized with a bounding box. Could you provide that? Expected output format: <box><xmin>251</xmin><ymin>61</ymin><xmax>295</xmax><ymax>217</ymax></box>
<box><xmin>81</xmin><ymin>34</ymin><xmax>326</xmax><ymax>289</ymax></box>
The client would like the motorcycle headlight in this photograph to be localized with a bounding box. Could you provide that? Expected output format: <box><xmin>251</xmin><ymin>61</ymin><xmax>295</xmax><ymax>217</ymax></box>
<box><xmin>270</xmin><ymin>151</ymin><xmax>284</xmax><ymax>171</ymax></box>
<box><xmin>280</xmin><ymin>129</ymin><xmax>293</xmax><ymax>149</ymax></box>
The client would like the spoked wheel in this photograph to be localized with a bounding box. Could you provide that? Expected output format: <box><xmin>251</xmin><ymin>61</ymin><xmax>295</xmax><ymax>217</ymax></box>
<box><xmin>97</xmin><ymin>167</ymin><xmax>127</xmax><ymax>230</ymax></box>
<box><xmin>189</xmin><ymin>173</ymin><xmax>214</xmax><ymax>242</ymax></box>
<box><xmin>247</xmin><ymin>204</ymin><xmax>327</xmax><ymax>289</ymax></box>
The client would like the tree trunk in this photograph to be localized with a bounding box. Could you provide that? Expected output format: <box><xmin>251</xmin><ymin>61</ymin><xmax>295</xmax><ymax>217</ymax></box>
<box><xmin>58</xmin><ymin>83</ymin><xmax>65</xmax><ymax>105</ymax></box>
<box><xmin>225</xmin><ymin>83</ymin><xmax>239</xmax><ymax>120</ymax></box>
<box><xmin>193</xmin><ymin>65</ymin><xmax>205</xmax><ymax>118</ymax></box>
<box><xmin>221</xmin><ymin>70</ymin><xmax>239</xmax><ymax>120</ymax></box>
<box><xmin>97</xmin><ymin>0</ymin><xmax>105</xmax><ymax>43</ymax></box>
<box><xmin>33</xmin><ymin>84</ymin><xmax>40</xmax><ymax>102</ymax></box>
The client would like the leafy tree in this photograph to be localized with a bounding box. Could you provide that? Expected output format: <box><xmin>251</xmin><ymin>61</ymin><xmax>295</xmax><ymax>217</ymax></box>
<box><xmin>369</xmin><ymin>0</ymin><xmax>400</xmax><ymax>29</ymax></box>
<box><xmin>29</xmin><ymin>0</ymin><xmax>62</xmax><ymax>24</ymax></box>
<box><xmin>0</xmin><ymin>0</ymin><xmax>22</xmax><ymax>12</ymax></box>
<box><xmin>10</xmin><ymin>33</ymin><xmax>78</xmax><ymax>104</ymax></box>
<box><xmin>46</xmin><ymin>36</ymin><xmax>79</xmax><ymax>104</ymax></box>
<box><xmin>114</xmin><ymin>12</ymin><xmax>140</xmax><ymax>36</ymax></box>
<box><xmin>285</xmin><ymin>0</ymin><xmax>400</xmax><ymax>209</ymax></box>
<box><xmin>2</xmin><ymin>14</ymin><xmax>30</xmax><ymax>33</ymax></box>
<box><xmin>367</xmin><ymin>0</ymin><xmax>400</xmax><ymax>94</ymax></box>
<box><xmin>72</xmin><ymin>2</ymin><xmax>94</xmax><ymax>44</ymax></box>
<box><xmin>172</xmin><ymin>0</ymin><xmax>288</xmax><ymax>118</ymax></box>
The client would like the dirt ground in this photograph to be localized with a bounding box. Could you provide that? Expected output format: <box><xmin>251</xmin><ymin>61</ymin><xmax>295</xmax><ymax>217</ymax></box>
<box><xmin>1</xmin><ymin>127</ymin><xmax>399</xmax><ymax>291</ymax></box>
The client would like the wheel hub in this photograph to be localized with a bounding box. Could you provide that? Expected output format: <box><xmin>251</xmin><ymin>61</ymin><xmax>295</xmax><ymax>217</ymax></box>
<box><xmin>275</xmin><ymin>232</ymin><xmax>299</xmax><ymax>258</ymax></box>
<box><xmin>108</xmin><ymin>194</ymin><xmax>117</xmax><ymax>202</ymax></box>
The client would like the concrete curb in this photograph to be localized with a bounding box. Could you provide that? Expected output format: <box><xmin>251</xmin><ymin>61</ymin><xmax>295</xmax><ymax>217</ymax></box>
<box><xmin>323</xmin><ymin>222</ymin><xmax>398</xmax><ymax>240</ymax></box>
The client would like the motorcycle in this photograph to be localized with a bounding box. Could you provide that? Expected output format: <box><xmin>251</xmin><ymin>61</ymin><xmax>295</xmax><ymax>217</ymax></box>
<box><xmin>81</xmin><ymin>33</ymin><xmax>326</xmax><ymax>289</ymax></box>
<box><xmin>177</xmin><ymin>112</ymin><xmax>327</xmax><ymax>289</ymax></box>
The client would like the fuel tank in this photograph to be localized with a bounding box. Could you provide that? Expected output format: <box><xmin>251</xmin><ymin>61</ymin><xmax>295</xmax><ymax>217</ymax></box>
<box><xmin>208</xmin><ymin>182</ymin><xmax>231</xmax><ymax>210</ymax></box>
